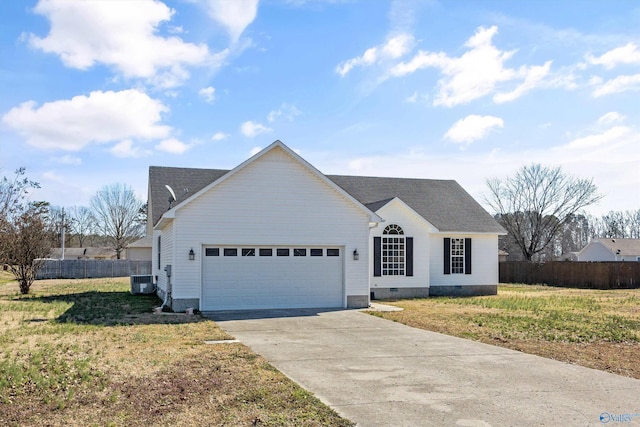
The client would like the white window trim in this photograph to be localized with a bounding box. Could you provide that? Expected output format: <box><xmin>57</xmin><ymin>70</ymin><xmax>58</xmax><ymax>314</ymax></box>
<box><xmin>382</xmin><ymin>224</ymin><xmax>405</xmax><ymax>276</ymax></box>
<box><xmin>451</xmin><ymin>238</ymin><xmax>465</xmax><ymax>274</ymax></box>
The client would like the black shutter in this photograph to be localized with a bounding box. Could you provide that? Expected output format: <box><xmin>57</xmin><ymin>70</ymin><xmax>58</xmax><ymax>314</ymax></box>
<box><xmin>444</xmin><ymin>237</ymin><xmax>450</xmax><ymax>275</ymax></box>
<box><xmin>465</xmin><ymin>238</ymin><xmax>472</xmax><ymax>275</ymax></box>
<box><xmin>406</xmin><ymin>237</ymin><xmax>413</xmax><ymax>277</ymax></box>
<box><xmin>374</xmin><ymin>237</ymin><xmax>381</xmax><ymax>277</ymax></box>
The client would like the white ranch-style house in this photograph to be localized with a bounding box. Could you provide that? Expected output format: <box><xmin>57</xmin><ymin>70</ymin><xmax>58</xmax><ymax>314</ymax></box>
<box><xmin>148</xmin><ymin>141</ymin><xmax>506</xmax><ymax>312</ymax></box>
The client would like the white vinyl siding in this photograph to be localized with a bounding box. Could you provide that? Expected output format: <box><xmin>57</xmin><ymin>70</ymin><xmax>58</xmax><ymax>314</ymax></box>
<box><xmin>370</xmin><ymin>199</ymin><xmax>435</xmax><ymax>290</ymax></box>
<box><xmin>155</xmin><ymin>222</ymin><xmax>174</xmax><ymax>293</ymax></box>
<box><xmin>578</xmin><ymin>242</ymin><xmax>616</xmax><ymax>261</ymax></box>
<box><xmin>430</xmin><ymin>234</ymin><xmax>498</xmax><ymax>286</ymax></box>
<box><xmin>167</xmin><ymin>147</ymin><xmax>370</xmax><ymax>305</ymax></box>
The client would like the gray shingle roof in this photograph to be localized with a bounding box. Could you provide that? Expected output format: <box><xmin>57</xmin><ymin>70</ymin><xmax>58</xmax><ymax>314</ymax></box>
<box><xmin>327</xmin><ymin>175</ymin><xmax>505</xmax><ymax>233</ymax></box>
<box><xmin>595</xmin><ymin>238</ymin><xmax>640</xmax><ymax>256</ymax></box>
<box><xmin>148</xmin><ymin>166</ymin><xmax>505</xmax><ymax>234</ymax></box>
<box><xmin>127</xmin><ymin>235</ymin><xmax>153</xmax><ymax>248</ymax></box>
<box><xmin>148</xmin><ymin>166</ymin><xmax>229</xmax><ymax>229</ymax></box>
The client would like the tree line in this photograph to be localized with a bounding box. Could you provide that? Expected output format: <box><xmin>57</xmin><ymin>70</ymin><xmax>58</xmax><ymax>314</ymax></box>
<box><xmin>486</xmin><ymin>163</ymin><xmax>639</xmax><ymax>262</ymax></box>
<box><xmin>48</xmin><ymin>187</ymin><xmax>146</xmax><ymax>258</ymax></box>
<box><xmin>0</xmin><ymin>168</ymin><xmax>145</xmax><ymax>294</ymax></box>
<box><xmin>497</xmin><ymin>210</ymin><xmax>640</xmax><ymax>262</ymax></box>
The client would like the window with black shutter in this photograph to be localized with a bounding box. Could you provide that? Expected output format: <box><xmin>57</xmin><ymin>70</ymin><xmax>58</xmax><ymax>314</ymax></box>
<box><xmin>444</xmin><ymin>237</ymin><xmax>472</xmax><ymax>274</ymax></box>
<box><xmin>374</xmin><ymin>225</ymin><xmax>413</xmax><ymax>277</ymax></box>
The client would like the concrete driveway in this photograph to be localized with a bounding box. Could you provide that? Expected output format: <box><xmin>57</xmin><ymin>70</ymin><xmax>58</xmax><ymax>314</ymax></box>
<box><xmin>209</xmin><ymin>308</ymin><xmax>640</xmax><ymax>426</ymax></box>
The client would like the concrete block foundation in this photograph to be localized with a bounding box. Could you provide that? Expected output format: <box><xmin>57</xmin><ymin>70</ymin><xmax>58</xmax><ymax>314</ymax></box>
<box><xmin>370</xmin><ymin>287</ymin><xmax>430</xmax><ymax>300</ymax></box>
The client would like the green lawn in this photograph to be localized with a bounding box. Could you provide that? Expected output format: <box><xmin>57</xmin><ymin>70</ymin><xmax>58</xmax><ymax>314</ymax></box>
<box><xmin>0</xmin><ymin>277</ymin><xmax>354</xmax><ymax>427</ymax></box>
<box><xmin>367</xmin><ymin>284</ymin><xmax>640</xmax><ymax>379</ymax></box>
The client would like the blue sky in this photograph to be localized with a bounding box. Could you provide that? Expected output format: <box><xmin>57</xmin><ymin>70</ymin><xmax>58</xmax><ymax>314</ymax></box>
<box><xmin>1</xmin><ymin>0</ymin><xmax>639</xmax><ymax>216</ymax></box>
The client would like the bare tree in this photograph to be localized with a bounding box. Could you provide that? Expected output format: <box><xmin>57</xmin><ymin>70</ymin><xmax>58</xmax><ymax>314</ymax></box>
<box><xmin>485</xmin><ymin>164</ymin><xmax>603</xmax><ymax>261</ymax></box>
<box><xmin>46</xmin><ymin>206</ymin><xmax>73</xmax><ymax>249</ymax></box>
<box><xmin>68</xmin><ymin>206</ymin><xmax>96</xmax><ymax>246</ymax></box>
<box><xmin>0</xmin><ymin>167</ymin><xmax>40</xmax><ymax>225</ymax></box>
<box><xmin>0</xmin><ymin>203</ymin><xmax>55</xmax><ymax>294</ymax></box>
<box><xmin>0</xmin><ymin>169</ymin><xmax>50</xmax><ymax>293</ymax></box>
<box><xmin>589</xmin><ymin>209</ymin><xmax>640</xmax><ymax>239</ymax></box>
<box><xmin>627</xmin><ymin>210</ymin><xmax>640</xmax><ymax>239</ymax></box>
<box><xmin>601</xmin><ymin>210</ymin><xmax>627</xmax><ymax>238</ymax></box>
<box><xmin>90</xmin><ymin>183</ymin><xmax>144</xmax><ymax>259</ymax></box>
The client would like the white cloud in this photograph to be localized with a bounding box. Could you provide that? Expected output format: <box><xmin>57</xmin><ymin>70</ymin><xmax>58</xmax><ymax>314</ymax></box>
<box><xmin>588</xmin><ymin>76</ymin><xmax>603</xmax><ymax>86</ymax></box>
<box><xmin>315</xmin><ymin>121</ymin><xmax>639</xmax><ymax>216</ymax></box>
<box><xmin>201</xmin><ymin>0</ymin><xmax>259</xmax><ymax>43</ymax></box>
<box><xmin>267</xmin><ymin>103</ymin><xmax>301</xmax><ymax>122</ymax></box>
<box><xmin>111</xmin><ymin>140</ymin><xmax>151</xmax><ymax>158</ymax></box>
<box><xmin>249</xmin><ymin>146</ymin><xmax>262</xmax><ymax>156</ymax></box>
<box><xmin>404</xmin><ymin>91</ymin><xmax>428</xmax><ymax>103</ymax></box>
<box><xmin>493</xmin><ymin>61</ymin><xmax>552</xmax><ymax>103</ymax></box>
<box><xmin>586</xmin><ymin>43</ymin><xmax>640</xmax><ymax>69</ymax></box>
<box><xmin>444</xmin><ymin>115</ymin><xmax>504</xmax><ymax>144</ymax></box>
<box><xmin>29</xmin><ymin>0</ymin><xmax>222</xmax><ymax>88</ymax></box>
<box><xmin>405</xmin><ymin>92</ymin><xmax>418</xmax><ymax>103</ymax></box>
<box><xmin>565</xmin><ymin>126</ymin><xmax>630</xmax><ymax>150</ymax></box>
<box><xmin>199</xmin><ymin>86</ymin><xmax>216</xmax><ymax>103</ymax></box>
<box><xmin>336</xmin><ymin>33</ymin><xmax>414</xmax><ymax>77</ymax></box>
<box><xmin>42</xmin><ymin>170</ymin><xmax>64</xmax><ymax>183</ymax></box>
<box><xmin>155</xmin><ymin>138</ymin><xmax>191</xmax><ymax>154</ymax></box>
<box><xmin>240</xmin><ymin>120</ymin><xmax>272</xmax><ymax>137</ymax></box>
<box><xmin>548</xmin><ymin>124</ymin><xmax>640</xmax><ymax>209</ymax></box>
<box><xmin>388</xmin><ymin>26</ymin><xmax>551</xmax><ymax>107</ymax></box>
<box><xmin>54</xmin><ymin>154</ymin><xmax>82</xmax><ymax>165</ymax></box>
<box><xmin>211</xmin><ymin>131</ymin><xmax>229</xmax><ymax>141</ymax></box>
<box><xmin>2</xmin><ymin>89</ymin><xmax>172</xmax><ymax>151</ymax></box>
<box><xmin>592</xmin><ymin>73</ymin><xmax>640</xmax><ymax>97</ymax></box>
<box><xmin>597</xmin><ymin>112</ymin><xmax>625</xmax><ymax>125</ymax></box>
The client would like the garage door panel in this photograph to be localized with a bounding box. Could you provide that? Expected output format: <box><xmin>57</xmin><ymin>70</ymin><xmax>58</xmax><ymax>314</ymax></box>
<box><xmin>202</xmin><ymin>246</ymin><xmax>343</xmax><ymax>311</ymax></box>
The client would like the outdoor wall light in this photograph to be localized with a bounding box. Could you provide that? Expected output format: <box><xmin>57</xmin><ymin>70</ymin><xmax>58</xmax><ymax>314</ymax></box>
<box><xmin>188</xmin><ymin>248</ymin><xmax>195</xmax><ymax>261</ymax></box>
<box><xmin>353</xmin><ymin>249</ymin><xmax>359</xmax><ymax>261</ymax></box>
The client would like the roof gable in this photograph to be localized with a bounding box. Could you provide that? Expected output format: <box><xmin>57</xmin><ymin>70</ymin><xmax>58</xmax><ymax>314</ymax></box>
<box><xmin>152</xmin><ymin>141</ymin><xmax>381</xmax><ymax>228</ymax></box>
<box><xmin>592</xmin><ymin>238</ymin><xmax>640</xmax><ymax>256</ymax></box>
<box><xmin>147</xmin><ymin>141</ymin><xmax>505</xmax><ymax>235</ymax></box>
<box><xmin>375</xmin><ymin>197</ymin><xmax>438</xmax><ymax>232</ymax></box>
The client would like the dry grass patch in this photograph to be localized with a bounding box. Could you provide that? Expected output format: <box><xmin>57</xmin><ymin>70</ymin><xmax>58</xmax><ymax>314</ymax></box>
<box><xmin>0</xmin><ymin>270</ymin><xmax>14</xmax><ymax>286</ymax></box>
<box><xmin>367</xmin><ymin>284</ymin><xmax>640</xmax><ymax>379</ymax></box>
<box><xmin>0</xmin><ymin>278</ymin><xmax>353</xmax><ymax>427</ymax></box>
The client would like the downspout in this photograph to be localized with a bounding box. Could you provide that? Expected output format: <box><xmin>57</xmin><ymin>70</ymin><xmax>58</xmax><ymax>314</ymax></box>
<box><xmin>159</xmin><ymin>265</ymin><xmax>172</xmax><ymax>311</ymax></box>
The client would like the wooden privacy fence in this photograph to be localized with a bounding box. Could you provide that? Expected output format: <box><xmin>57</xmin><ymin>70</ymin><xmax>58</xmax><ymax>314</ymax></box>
<box><xmin>37</xmin><ymin>259</ymin><xmax>152</xmax><ymax>280</ymax></box>
<box><xmin>500</xmin><ymin>261</ymin><xmax>640</xmax><ymax>289</ymax></box>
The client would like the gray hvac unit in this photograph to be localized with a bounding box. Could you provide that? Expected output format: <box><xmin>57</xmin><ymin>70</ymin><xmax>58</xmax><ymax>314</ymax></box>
<box><xmin>130</xmin><ymin>275</ymin><xmax>155</xmax><ymax>294</ymax></box>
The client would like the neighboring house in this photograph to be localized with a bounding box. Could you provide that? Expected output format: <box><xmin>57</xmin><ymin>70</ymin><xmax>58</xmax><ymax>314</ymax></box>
<box><xmin>148</xmin><ymin>140</ymin><xmax>506</xmax><ymax>312</ymax></box>
<box><xmin>126</xmin><ymin>236</ymin><xmax>153</xmax><ymax>261</ymax></box>
<box><xmin>578</xmin><ymin>238</ymin><xmax>640</xmax><ymax>262</ymax></box>
<box><xmin>49</xmin><ymin>247</ymin><xmax>118</xmax><ymax>260</ymax></box>
<box><xmin>498</xmin><ymin>249</ymin><xmax>509</xmax><ymax>262</ymax></box>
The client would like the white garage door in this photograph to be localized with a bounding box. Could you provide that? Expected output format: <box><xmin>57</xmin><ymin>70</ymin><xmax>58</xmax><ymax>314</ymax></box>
<box><xmin>202</xmin><ymin>246</ymin><xmax>343</xmax><ymax>311</ymax></box>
